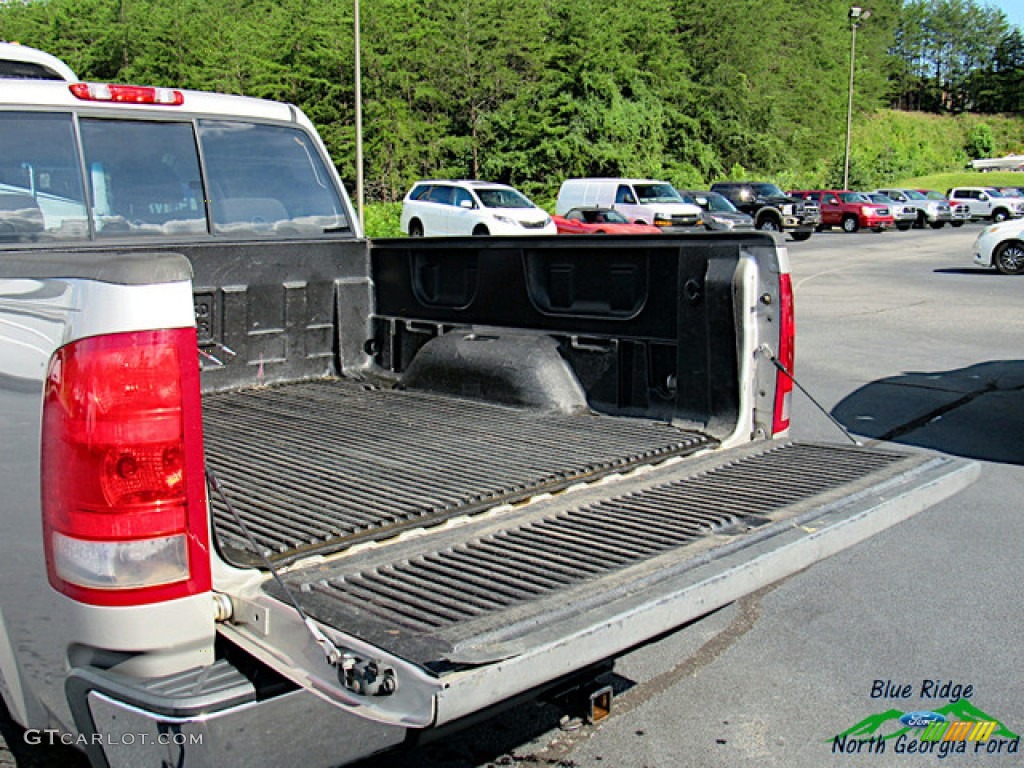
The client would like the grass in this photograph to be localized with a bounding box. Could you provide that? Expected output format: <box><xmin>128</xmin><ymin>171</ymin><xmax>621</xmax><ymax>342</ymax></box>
<box><xmin>895</xmin><ymin>171</ymin><xmax>1024</xmax><ymax>192</ymax></box>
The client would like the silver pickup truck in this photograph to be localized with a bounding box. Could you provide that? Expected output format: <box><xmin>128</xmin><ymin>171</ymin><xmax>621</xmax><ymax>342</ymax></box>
<box><xmin>0</xmin><ymin>76</ymin><xmax>977</xmax><ymax>767</ymax></box>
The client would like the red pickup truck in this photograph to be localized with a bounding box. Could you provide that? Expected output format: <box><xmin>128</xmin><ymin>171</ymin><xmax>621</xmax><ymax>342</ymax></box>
<box><xmin>790</xmin><ymin>190</ymin><xmax>895</xmax><ymax>233</ymax></box>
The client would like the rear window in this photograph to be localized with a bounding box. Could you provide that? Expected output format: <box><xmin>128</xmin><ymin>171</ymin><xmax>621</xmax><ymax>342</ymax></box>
<box><xmin>0</xmin><ymin>61</ymin><xmax>66</xmax><ymax>80</ymax></box>
<box><xmin>0</xmin><ymin>113</ymin><xmax>88</xmax><ymax>241</ymax></box>
<box><xmin>0</xmin><ymin>111</ymin><xmax>349</xmax><ymax>244</ymax></box>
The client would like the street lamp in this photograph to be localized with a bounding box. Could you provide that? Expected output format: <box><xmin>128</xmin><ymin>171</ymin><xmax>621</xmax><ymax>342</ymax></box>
<box><xmin>843</xmin><ymin>5</ymin><xmax>870</xmax><ymax>190</ymax></box>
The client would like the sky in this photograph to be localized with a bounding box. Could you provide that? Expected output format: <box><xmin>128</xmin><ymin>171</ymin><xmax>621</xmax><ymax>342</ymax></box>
<box><xmin>986</xmin><ymin>0</ymin><xmax>1024</xmax><ymax>33</ymax></box>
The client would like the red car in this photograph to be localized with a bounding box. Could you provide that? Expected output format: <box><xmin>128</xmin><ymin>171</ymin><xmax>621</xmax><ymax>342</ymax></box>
<box><xmin>790</xmin><ymin>190</ymin><xmax>894</xmax><ymax>233</ymax></box>
<box><xmin>553</xmin><ymin>207</ymin><xmax>663</xmax><ymax>234</ymax></box>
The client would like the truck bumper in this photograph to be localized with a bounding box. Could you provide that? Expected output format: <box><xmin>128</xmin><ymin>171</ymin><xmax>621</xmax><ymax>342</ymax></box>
<box><xmin>66</xmin><ymin>662</ymin><xmax>406</xmax><ymax>768</ymax></box>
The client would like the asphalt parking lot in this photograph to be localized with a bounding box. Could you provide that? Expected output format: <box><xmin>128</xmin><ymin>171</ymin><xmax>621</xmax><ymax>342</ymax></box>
<box><xmin>3</xmin><ymin>222</ymin><xmax>1021</xmax><ymax>768</ymax></box>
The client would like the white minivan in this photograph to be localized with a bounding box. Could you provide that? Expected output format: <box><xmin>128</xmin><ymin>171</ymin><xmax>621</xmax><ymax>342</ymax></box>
<box><xmin>401</xmin><ymin>180</ymin><xmax>555</xmax><ymax>236</ymax></box>
<box><xmin>556</xmin><ymin>178</ymin><xmax>703</xmax><ymax>232</ymax></box>
<box><xmin>0</xmin><ymin>42</ymin><xmax>78</xmax><ymax>81</ymax></box>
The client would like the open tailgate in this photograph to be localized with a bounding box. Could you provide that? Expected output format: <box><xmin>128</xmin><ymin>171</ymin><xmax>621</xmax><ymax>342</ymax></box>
<box><xmin>216</xmin><ymin>442</ymin><xmax>977</xmax><ymax>728</ymax></box>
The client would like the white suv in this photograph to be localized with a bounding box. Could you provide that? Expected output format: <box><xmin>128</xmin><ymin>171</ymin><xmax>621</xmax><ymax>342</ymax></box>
<box><xmin>401</xmin><ymin>180</ymin><xmax>555</xmax><ymax>236</ymax></box>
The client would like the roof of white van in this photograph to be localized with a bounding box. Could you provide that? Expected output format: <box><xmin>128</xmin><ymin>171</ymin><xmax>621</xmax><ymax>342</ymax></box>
<box><xmin>562</xmin><ymin>178</ymin><xmax>677</xmax><ymax>185</ymax></box>
<box><xmin>0</xmin><ymin>76</ymin><xmax>306</xmax><ymax>126</ymax></box>
<box><xmin>0</xmin><ymin>42</ymin><xmax>78</xmax><ymax>81</ymax></box>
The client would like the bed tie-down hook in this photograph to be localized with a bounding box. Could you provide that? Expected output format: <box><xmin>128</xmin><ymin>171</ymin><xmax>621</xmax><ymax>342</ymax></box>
<box><xmin>757</xmin><ymin>344</ymin><xmax>861</xmax><ymax>446</ymax></box>
<box><xmin>206</xmin><ymin>469</ymin><xmax>397</xmax><ymax>696</ymax></box>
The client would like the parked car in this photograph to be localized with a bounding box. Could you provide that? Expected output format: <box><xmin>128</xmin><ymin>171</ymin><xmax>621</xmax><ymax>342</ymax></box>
<box><xmin>401</xmin><ymin>180</ymin><xmax>556</xmax><ymax>236</ymax></box>
<box><xmin>556</xmin><ymin>178</ymin><xmax>703</xmax><ymax>232</ymax></box>
<box><xmin>916</xmin><ymin>189</ymin><xmax>967</xmax><ymax>227</ymax></box>
<box><xmin>946</xmin><ymin>187</ymin><xmax>1024</xmax><ymax>223</ymax></box>
<box><xmin>678</xmin><ymin>190</ymin><xmax>754</xmax><ymax>231</ymax></box>
<box><xmin>865</xmin><ymin>192</ymin><xmax>915</xmax><ymax>231</ymax></box>
<box><xmin>790</xmin><ymin>190</ymin><xmax>894</xmax><ymax>233</ymax></box>
<box><xmin>972</xmin><ymin>218</ymin><xmax>1024</xmax><ymax>274</ymax></box>
<box><xmin>0</xmin><ymin>41</ymin><xmax>77</xmax><ymax>81</ymax></box>
<box><xmin>873</xmin><ymin>188</ymin><xmax>952</xmax><ymax>229</ymax></box>
<box><xmin>709</xmin><ymin>181</ymin><xmax>818</xmax><ymax>240</ymax></box>
<box><xmin>552</xmin><ymin>207</ymin><xmax>662</xmax><ymax>234</ymax></box>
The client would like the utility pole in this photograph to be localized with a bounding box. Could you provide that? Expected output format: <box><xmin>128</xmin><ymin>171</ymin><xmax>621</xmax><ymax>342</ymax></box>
<box><xmin>354</xmin><ymin>0</ymin><xmax>365</xmax><ymax>233</ymax></box>
<box><xmin>844</xmin><ymin>6</ymin><xmax>870</xmax><ymax>190</ymax></box>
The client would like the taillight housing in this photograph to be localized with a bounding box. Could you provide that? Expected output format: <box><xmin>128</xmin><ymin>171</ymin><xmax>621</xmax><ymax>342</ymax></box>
<box><xmin>772</xmin><ymin>273</ymin><xmax>795</xmax><ymax>436</ymax></box>
<box><xmin>41</xmin><ymin>329</ymin><xmax>211</xmax><ymax>606</ymax></box>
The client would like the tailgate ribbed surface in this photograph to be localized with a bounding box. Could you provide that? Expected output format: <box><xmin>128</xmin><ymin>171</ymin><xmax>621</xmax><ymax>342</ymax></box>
<box><xmin>285</xmin><ymin>443</ymin><xmax>903</xmax><ymax>637</ymax></box>
<box><xmin>203</xmin><ymin>379</ymin><xmax>712</xmax><ymax>565</ymax></box>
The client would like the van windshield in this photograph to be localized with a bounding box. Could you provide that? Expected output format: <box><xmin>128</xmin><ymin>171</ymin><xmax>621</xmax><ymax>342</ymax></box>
<box><xmin>633</xmin><ymin>184</ymin><xmax>684</xmax><ymax>204</ymax></box>
<box><xmin>475</xmin><ymin>187</ymin><xmax>534</xmax><ymax>209</ymax></box>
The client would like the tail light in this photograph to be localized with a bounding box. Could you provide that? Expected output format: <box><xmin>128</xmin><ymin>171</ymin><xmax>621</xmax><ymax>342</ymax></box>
<box><xmin>772</xmin><ymin>273</ymin><xmax>795</xmax><ymax>436</ymax></box>
<box><xmin>41</xmin><ymin>329</ymin><xmax>211</xmax><ymax>606</ymax></box>
<box><xmin>69</xmin><ymin>82</ymin><xmax>184</xmax><ymax>106</ymax></box>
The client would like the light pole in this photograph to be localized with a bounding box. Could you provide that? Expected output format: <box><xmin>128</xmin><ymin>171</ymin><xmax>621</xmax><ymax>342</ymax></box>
<box><xmin>354</xmin><ymin>0</ymin><xmax>365</xmax><ymax>233</ymax></box>
<box><xmin>843</xmin><ymin>5</ymin><xmax>870</xmax><ymax>190</ymax></box>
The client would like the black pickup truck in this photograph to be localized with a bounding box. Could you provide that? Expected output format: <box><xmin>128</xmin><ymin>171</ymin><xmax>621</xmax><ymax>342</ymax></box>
<box><xmin>711</xmin><ymin>181</ymin><xmax>821</xmax><ymax>240</ymax></box>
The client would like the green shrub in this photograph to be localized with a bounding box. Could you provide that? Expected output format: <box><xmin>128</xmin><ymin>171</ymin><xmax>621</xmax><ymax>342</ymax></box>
<box><xmin>964</xmin><ymin>124</ymin><xmax>995</xmax><ymax>160</ymax></box>
<box><xmin>363</xmin><ymin>202</ymin><xmax>404</xmax><ymax>239</ymax></box>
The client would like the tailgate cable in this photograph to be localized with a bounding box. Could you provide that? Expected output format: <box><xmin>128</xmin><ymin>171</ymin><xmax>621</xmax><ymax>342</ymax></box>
<box><xmin>758</xmin><ymin>344</ymin><xmax>861</xmax><ymax>446</ymax></box>
<box><xmin>206</xmin><ymin>469</ymin><xmax>348</xmax><ymax>667</ymax></box>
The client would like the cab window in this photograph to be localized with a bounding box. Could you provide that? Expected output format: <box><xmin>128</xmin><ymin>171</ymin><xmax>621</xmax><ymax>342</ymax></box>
<box><xmin>200</xmin><ymin>120</ymin><xmax>348</xmax><ymax>237</ymax></box>
<box><xmin>0</xmin><ymin>112</ymin><xmax>88</xmax><ymax>242</ymax></box>
<box><xmin>81</xmin><ymin>118</ymin><xmax>205</xmax><ymax>238</ymax></box>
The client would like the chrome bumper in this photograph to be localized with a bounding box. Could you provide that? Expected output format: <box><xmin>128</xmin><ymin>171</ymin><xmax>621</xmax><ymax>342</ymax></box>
<box><xmin>67</xmin><ymin>662</ymin><xmax>406</xmax><ymax>768</ymax></box>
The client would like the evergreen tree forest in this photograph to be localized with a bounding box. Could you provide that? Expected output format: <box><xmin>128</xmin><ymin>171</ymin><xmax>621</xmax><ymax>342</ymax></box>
<box><xmin>1</xmin><ymin>0</ymin><xmax>1020</xmax><ymax>201</ymax></box>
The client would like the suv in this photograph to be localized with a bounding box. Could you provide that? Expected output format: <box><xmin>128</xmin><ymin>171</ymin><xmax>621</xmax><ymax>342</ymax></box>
<box><xmin>946</xmin><ymin>187</ymin><xmax>1024</xmax><ymax>223</ymax></box>
<box><xmin>874</xmin><ymin>188</ymin><xmax>952</xmax><ymax>229</ymax></box>
<box><xmin>401</xmin><ymin>180</ymin><xmax>555</xmax><ymax>236</ymax></box>
<box><xmin>709</xmin><ymin>181</ymin><xmax>819</xmax><ymax>240</ymax></box>
<box><xmin>0</xmin><ymin>42</ymin><xmax>77</xmax><ymax>81</ymax></box>
<box><xmin>790</xmin><ymin>190</ymin><xmax>894</xmax><ymax>233</ymax></box>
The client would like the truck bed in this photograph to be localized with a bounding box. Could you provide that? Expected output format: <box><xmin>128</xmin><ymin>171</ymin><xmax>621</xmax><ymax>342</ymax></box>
<box><xmin>204</xmin><ymin>378</ymin><xmax>714</xmax><ymax>566</ymax></box>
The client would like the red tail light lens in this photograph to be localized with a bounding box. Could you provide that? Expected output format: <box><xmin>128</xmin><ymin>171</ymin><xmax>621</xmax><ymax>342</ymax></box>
<box><xmin>772</xmin><ymin>273</ymin><xmax>795</xmax><ymax>436</ymax></box>
<box><xmin>41</xmin><ymin>329</ymin><xmax>211</xmax><ymax>606</ymax></box>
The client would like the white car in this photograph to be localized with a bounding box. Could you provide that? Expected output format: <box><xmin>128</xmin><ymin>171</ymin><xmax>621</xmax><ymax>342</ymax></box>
<box><xmin>401</xmin><ymin>180</ymin><xmax>555</xmax><ymax>236</ymax></box>
<box><xmin>973</xmin><ymin>218</ymin><xmax>1024</xmax><ymax>274</ymax></box>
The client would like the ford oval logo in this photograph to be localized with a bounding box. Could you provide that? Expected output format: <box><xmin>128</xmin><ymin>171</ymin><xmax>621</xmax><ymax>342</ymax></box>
<box><xmin>900</xmin><ymin>711</ymin><xmax>947</xmax><ymax>728</ymax></box>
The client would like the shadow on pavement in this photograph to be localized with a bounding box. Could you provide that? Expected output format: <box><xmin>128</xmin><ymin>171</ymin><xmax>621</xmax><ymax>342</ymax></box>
<box><xmin>832</xmin><ymin>360</ymin><xmax>1024</xmax><ymax>465</ymax></box>
<box><xmin>348</xmin><ymin>670</ymin><xmax>636</xmax><ymax>768</ymax></box>
<box><xmin>0</xmin><ymin>699</ymin><xmax>88</xmax><ymax>768</ymax></box>
<box><xmin>932</xmin><ymin>267</ymin><xmax>1002</xmax><ymax>276</ymax></box>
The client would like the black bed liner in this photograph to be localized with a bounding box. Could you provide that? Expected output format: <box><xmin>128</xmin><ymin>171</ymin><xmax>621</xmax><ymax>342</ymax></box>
<box><xmin>203</xmin><ymin>378</ymin><xmax>714</xmax><ymax>566</ymax></box>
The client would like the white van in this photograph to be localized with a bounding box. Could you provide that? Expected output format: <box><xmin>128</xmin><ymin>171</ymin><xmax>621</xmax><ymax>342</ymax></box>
<box><xmin>556</xmin><ymin>178</ymin><xmax>702</xmax><ymax>232</ymax></box>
